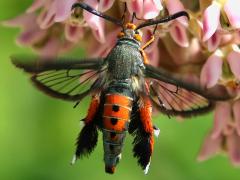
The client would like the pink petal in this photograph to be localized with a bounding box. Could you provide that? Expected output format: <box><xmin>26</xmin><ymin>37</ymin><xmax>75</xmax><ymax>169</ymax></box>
<box><xmin>36</xmin><ymin>38</ymin><xmax>61</xmax><ymax>57</ymax></box>
<box><xmin>142</xmin><ymin>0</ymin><xmax>163</xmax><ymax>19</ymax></box>
<box><xmin>227</xmin><ymin>50</ymin><xmax>240</xmax><ymax>80</ymax></box>
<box><xmin>224</xmin><ymin>0</ymin><xmax>240</xmax><ymax>28</ymax></box>
<box><xmin>65</xmin><ymin>25</ymin><xmax>84</xmax><ymax>42</ymax></box>
<box><xmin>202</xmin><ymin>2</ymin><xmax>221</xmax><ymax>41</ymax></box>
<box><xmin>206</xmin><ymin>32</ymin><xmax>221</xmax><ymax>52</ymax></box>
<box><xmin>233</xmin><ymin>100</ymin><xmax>240</xmax><ymax>136</ymax></box>
<box><xmin>211</xmin><ymin>102</ymin><xmax>231</xmax><ymax>139</ymax></box>
<box><xmin>227</xmin><ymin>132</ymin><xmax>240</xmax><ymax>166</ymax></box>
<box><xmin>88</xmin><ymin>28</ymin><xmax>120</xmax><ymax>57</ymax></box>
<box><xmin>126</xmin><ymin>0</ymin><xmax>143</xmax><ymax>18</ymax></box>
<box><xmin>169</xmin><ymin>21</ymin><xmax>189</xmax><ymax>47</ymax></box>
<box><xmin>2</xmin><ymin>13</ymin><xmax>36</xmax><ymax>28</ymax></box>
<box><xmin>200</xmin><ymin>54</ymin><xmax>223</xmax><ymax>88</ymax></box>
<box><xmin>84</xmin><ymin>0</ymin><xmax>105</xmax><ymax>43</ymax></box>
<box><xmin>60</xmin><ymin>41</ymin><xmax>75</xmax><ymax>53</ymax></box>
<box><xmin>197</xmin><ymin>132</ymin><xmax>222</xmax><ymax>161</ymax></box>
<box><xmin>99</xmin><ymin>0</ymin><xmax>115</xmax><ymax>12</ymax></box>
<box><xmin>16</xmin><ymin>27</ymin><xmax>46</xmax><ymax>46</ymax></box>
<box><xmin>37</xmin><ymin>8</ymin><xmax>56</xmax><ymax>29</ymax></box>
<box><xmin>83</xmin><ymin>0</ymin><xmax>100</xmax><ymax>29</ymax></box>
<box><xmin>26</xmin><ymin>0</ymin><xmax>45</xmax><ymax>13</ymax></box>
<box><xmin>92</xmin><ymin>23</ymin><xmax>106</xmax><ymax>44</ymax></box>
<box><xmin>146</xmin><ymin>42</ymin><xmax>159</xmax><ymax>66</ymax></box>
<box><xmin>164</xmin><ymin>0</ymin><xmax>188</xmax><ymax>26</ymax></box>
<box><xmin>55</xmin><ymin>0</ymin><xmax>77</xmax><ymax>22</ymax></box>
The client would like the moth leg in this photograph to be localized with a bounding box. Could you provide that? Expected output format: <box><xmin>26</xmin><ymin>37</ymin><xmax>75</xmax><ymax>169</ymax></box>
<box><xmin>72</xmin><ymin>94</ymin><xmax>100</xmax><ymax>164</ymax></box>
<box><xmin>133</xmin><ymin>97</ymin><xmax>154</xmax><ymax>174</ymax></box>
<box><xmin>140</xmin><ymin>35</ymin><xmax>155</xmax><ymax>64</ymax></box>
<box><xmin>141</xmin><ymin>35</ymin><xmax>155</xmax><ymax>50</ymax></box>
<box><xmin>140</xmin><ymin>49</ymin><xmax>150</xmax><ymax>64</ymax></box>
<box><xmin>139</xmin><ymin>97</ymin><xmax>154</xmax><ymax>151</ymax></box>
<box><xmin>84</xmin><ymin>94</ymin><xmax>100</xmax><ymax>124</ymax></box>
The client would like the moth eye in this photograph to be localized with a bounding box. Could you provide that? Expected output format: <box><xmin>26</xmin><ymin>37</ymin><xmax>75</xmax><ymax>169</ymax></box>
<box><xmin>135</xmin><ymin>30</ymin><xmax>143</xmax><ymax>37</ymax></box>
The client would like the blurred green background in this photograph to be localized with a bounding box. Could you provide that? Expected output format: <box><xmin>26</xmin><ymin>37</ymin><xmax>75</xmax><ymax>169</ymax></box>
<box><xmin>0</xmin><ymin>1</ymin><xmax>239</xmax><ymax>180</ymax></box>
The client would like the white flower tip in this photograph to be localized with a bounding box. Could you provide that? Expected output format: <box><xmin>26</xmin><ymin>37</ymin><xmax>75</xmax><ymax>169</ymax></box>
<box><xmin>70</xmin><ymin>155</ymin><xmax>77</xmax><ymax>165</ymax></box>
<box><xmin>143</xmin><ymin>12</ymin><xmax>160</xmax><ymax>20</ymax></box>
<box><xmin>202</xmin><ymin>34</ymin><xmax>210</xmax><ymax>42</ymax></box>
<box><xmin>154</xmin><ymin>128</ymin><xmax>160</xmax><ymax>138</ymax></box>
<box><xmin>143</xmin><ymin>162</ymin><xmax>151</xmax><ymax>175</ymax></box>
<box><xmin>54</xmin><ymin>17</ymin><xmax>66</xmax><ymax>23</ymax></box>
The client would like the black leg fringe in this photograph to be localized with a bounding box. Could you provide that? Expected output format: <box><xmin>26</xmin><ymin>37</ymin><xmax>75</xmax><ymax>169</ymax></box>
<box><xmin>129</xmin><ymin>107</ymin><xmax>152</xmax><ymax>170</ymax></box>
<box><xmin>75</xmin><ymin>121</ymin><xmax>98</xmax><ymax>158</ymax></box>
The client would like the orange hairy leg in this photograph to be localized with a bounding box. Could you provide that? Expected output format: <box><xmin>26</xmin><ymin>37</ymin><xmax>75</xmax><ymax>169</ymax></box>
<box><xmin>84</xmin><ymin>94</ymin><xmax>100</xmax><ymax>124</ymax></box>
<box><xmin>73</xmin><ymin>94</ymin><xmax>100</xmax><ymax>160</ymax></box>
<box><xmin>139</xmin><ymin>97</ymin><xmax>154</xmax><ymax>153</ymax></box>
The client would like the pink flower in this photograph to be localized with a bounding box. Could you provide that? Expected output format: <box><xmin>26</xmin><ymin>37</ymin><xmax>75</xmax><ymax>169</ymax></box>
<box><xmin>224</xmin><ymin>0</ymin><xmax>240</xmax><ymax>29</ymax></box>
<box><xmin>26</xmin><ymin>0</ymin><xmax>109</xmax><ymax>43</ymax></box>
<box><xmin>202</xmin><ymin>0</ymin><xmax>240</xmax><ymax>45</ymax></box>
<box><xmin>164</xmin><ymin>0</ymin><xmax>189</xmax><ymax>47</ymax></box>
<box><xmin>200</xmin><ymin>48</ymin><xmax>240</xmax><ymax>88</ymax></box>
<box><xmin>2</xmin><ymin>12</ymin><xmax>74</xmax><ymax>57</ymax></box>
<box><xmin>88</xmin><ymin>28</ymin><xmax>120</xmax><ymax>57</ymax></box>
<box><xmin>198</xmin><ymin>101</ymin><xmax>240</xmax><ymax>166</ymax></box>
<box><xmin>2</xmin><ymin>13</ymin><xmax>46</xmax><ymax>46</ymax></box>
<box><xmin>125</xmin><ymin>0</ymin><xmax>163</xmax><ymax>19</ymax></box>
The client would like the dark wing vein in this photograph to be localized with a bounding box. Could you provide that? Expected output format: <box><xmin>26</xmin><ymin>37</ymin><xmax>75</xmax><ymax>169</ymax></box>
<box><xmin>149</xmin><ymin>80</ymin><xmax>214</xmax><ymax>116</ymax></box>
<box><xmin>11</xmin><ymin>55</ymin><xmax>106</xmax><ymax>101</ymax></box>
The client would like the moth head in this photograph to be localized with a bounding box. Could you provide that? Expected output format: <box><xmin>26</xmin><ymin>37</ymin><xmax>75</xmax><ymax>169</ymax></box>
<box><xmin>118</xmin><ymin>23</ymin><xmax>142</xmax><ymax>42</ymax></box>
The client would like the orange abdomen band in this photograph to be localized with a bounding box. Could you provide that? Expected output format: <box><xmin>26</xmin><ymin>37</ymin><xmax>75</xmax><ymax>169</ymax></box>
<box><xmin>103</xmin><ymin>94</ymin><xmax>133</xmax><ymax>131</ymax></box>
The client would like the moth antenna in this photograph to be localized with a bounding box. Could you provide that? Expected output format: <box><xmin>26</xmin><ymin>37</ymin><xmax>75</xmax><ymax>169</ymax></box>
<box><xmin>121</xmin><ymin>2</ymin><xmax>127</xmax><ymax>25</ymax></box>
<box><xmin>136</xmin><ymin>11</ymin><xmax>189</xmax><ymax>30</ymax></box>
<box><xmin>72</xmin><ymin>2</ymin><xmax>123</xmax><ymax>27</ymax></box>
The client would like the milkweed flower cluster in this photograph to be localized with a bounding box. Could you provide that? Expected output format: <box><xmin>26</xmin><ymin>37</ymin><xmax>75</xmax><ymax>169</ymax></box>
<box><xmin>3</xmin><ymin>0</ymin><xmax>240</xmax><ymax>166</ymax></box>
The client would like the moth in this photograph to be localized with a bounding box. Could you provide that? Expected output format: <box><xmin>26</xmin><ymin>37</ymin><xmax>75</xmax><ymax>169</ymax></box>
<box><xmin>12</xmin><ymin>2</ymin><xmax>231</xmax><ymax>174</ymax></box>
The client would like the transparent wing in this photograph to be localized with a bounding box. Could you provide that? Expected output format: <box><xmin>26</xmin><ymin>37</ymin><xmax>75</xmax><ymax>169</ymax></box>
<box><xmin>12</xmin><ymin>55</ymin><xmax>106</xmax><ymax>101</ymax></box>
<box><xmin>144</xmin><ymin>64</ymin><xmax>231</xmax><ymax>116</ymax></box>
<box><xmin>149</xmin><ymin>80</ymin><xmax>214</xmax><ymax>116</ymax></box>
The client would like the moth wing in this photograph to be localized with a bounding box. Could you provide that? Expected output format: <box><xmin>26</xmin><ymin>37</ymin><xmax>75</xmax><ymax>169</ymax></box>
<box><xmin>144</xmin><ymin>64</ymin><xmax>231</xmax><ymax>117</ymax></box>
<box><xmin>12</xmin><ymin>55</ymin><xmax>106</xmax><ymax>101</ymax></box>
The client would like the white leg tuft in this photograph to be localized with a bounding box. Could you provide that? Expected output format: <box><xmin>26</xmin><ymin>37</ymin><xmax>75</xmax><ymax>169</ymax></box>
<box><xmin>154</xmin><ymin>128</ymin><xmax>160</xmax><ymax>138</ymax></box>
<box><xmin>70</xmin><ymin>155</ymin><xmax>77</xmax><ymax>165</ymax></box>
<box><xmin>143</xmin><ymin>162</ymin><xmax>151</xmax><ymax>175</ymax></box>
